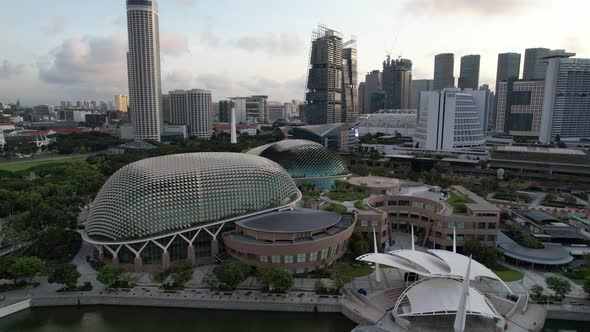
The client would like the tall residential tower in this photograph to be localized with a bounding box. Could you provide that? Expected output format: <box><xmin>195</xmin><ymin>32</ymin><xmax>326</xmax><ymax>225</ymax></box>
<box><xmin>458</xmin><ymin>55</ymin><xmax>480</xmax><ymax>90</ymax></box>
<box><xmin>126</xmin><ymin>0</ymin><xmax>163</xmax><ymax>141</ymax></box>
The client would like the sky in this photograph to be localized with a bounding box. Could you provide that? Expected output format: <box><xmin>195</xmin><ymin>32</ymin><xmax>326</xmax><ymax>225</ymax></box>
<box><xmin>0</xmin><ymin>0</ymin><xmax>588</xmax><ymax>106</ymax></box>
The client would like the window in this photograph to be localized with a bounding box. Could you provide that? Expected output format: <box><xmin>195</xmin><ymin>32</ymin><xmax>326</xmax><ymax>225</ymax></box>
<box><xmin>284</xmin><ymin>255</ymin><xmax>294</xmax><ymax>264</ymax></box>
<box><xmin>271</xmin><ymin>255</ymin><xmax>280</xmax><ymax>264</ymax></box>
<box><xmin>361</xmin><ymin>220</ymin><xmax>368</xmax><ymax>227</ymax></box>
<box><xmin>320</xmin><ymin>248</ymin><xmax>329</xmax><ymax>259</ymax></box>
<box><xmin>259</xmin><ymin>256</ymin><xmax>268</xmax><ymax>263</ymax></box>
<box><xmin>372</xmin><ymin>220</ymin><xmax>379</xmax><ymax>227</ymax></box>
<box><xmin>488</xmin><ymin>223</ymin><xmax>497</xmax><ymax>229</ymax></box>
<box><xmin>447</xmin><ymin>222</ymin><xmax>455</xmax><ymax>229</ymax></box>
<box><xmin>309</xmin><ymin>252</ymin><xmax>318</xmax><ymax>262</ymax></box>
<box><xmin>297</xmin><ymin>253</ymin><xmax>306</xmax><ymax>263</ymax></box>
<box><xmin>457</xmin><ymin>222</ymin><xmax>465</xmax><ymax>229</ymax></box>
<box><xmin>331</xmin><ymin>245</ymin><xmax>338</xmax><ymax>256</ymax></box>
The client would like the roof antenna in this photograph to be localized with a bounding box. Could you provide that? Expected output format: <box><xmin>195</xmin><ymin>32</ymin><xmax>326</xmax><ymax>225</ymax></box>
<box><xmin>453</xmin><ymin>226</ymin><xmax>457</xmax><ymax>254</ymax></box>
<box><xmin>373</xmin><ymin>227</ymin><xmax>382</xmax><ymax>283</ymax></box>
<box><xmin>454</xmin><ymin>255</ymin><xmax>472</xmax><ymax>332</ymax></box>
<box><xmin>411</xmin><ymin>224</ymin><xmax>415</xmax><ymax>251</ymax></box>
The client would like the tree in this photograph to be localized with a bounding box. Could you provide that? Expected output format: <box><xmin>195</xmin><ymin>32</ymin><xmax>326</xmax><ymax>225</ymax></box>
<box><xmin>48</xmin><ymin>263</ymin><xmax>80</xmax><ymax>289</ymax></box>
<box><xmin>480</xmin><ymin>176</ymin><xmax>499</xmax><ymax>196</ymax></box>
<box><xmin>212</xmin><ymin>260</ymin><xmax>251</xmax><ymax>290</ymax></box>
<box><xmin>329</xmin><ymin>262</ymin><xmax>354</xmax><ymax>291</ymax></box>
<box><xmin>0</xmin><ymin>256</ymin><xmax>16</xmax><ymax>281</ymax></box>
<box><xmin>257</xmin><ymin>267</ymin><xmax>294</xmax><ymax>293</ymax></box>
<box><xmin>352</xmin><ymin>240</ymin><xmax>370</xmax><ymax>257</ymax></box>
<box><xmin>97</xmin><ymin>265</ymin><xmax>123</xmax><ymax>287</ymax></box>
<box><xmin>8</xmin><ymin>257</ymin><xmax>44</xmax><ymax>283</ymax></box>
<box><xmin>463</xmin><ymin>240</ymin><xmax>504</xmax><ymax>270</ymax></box>
<box><xmin>584</xmin><ymin>277</ymin><xmax>590</xmax><ymax>299</ymax></box>
<box><xmin>167</xmin><ymin>259</ymin><xmax>194</xmax><ymax>289</ymax></box>
<box><xmin>531</xmin><ymin>284</ymin><xmax>544</xmax><ymax>299</ymax></box>
<box><xmin>545</xmin><ymin>276</ymin><xmax>572</xmax><ymax>299</ymax></box>
<box><xmin>564</xmin><ymin>195</ymin><xmax>577</xmax><ymax>205</ymax></box>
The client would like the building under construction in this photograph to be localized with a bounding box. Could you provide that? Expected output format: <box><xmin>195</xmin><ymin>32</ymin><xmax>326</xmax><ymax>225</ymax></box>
<box><xmin>305</xmin><ymin>25</ymin><xmax>344</xmax><ymax>125</ymax></box>
<box><xmin>382</xmin><ymin>55</ymin><xmax>413</xmax><ymax>110</ymax></box>
<box><xmin>342</xmin><ymin>39</ymin><xmax>358</xmax><ymax>124</ymax></box>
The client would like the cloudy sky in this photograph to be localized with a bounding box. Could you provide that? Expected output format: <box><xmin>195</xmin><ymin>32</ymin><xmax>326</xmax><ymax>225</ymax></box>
<box><xmin>0</xmin><ymin>0</ymin><xmax>587</xmax><ymax>106</ymax></box>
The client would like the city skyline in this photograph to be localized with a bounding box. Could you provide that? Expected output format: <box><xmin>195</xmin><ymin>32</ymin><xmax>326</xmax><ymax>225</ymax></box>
<box><xmin>0</xmin><ymin>0</ymin><xmax>589</xmax><ymax>105</ymax></box>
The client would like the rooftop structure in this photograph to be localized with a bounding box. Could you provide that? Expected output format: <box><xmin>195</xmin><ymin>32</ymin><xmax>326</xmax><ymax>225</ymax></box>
<box><xmin>247</xmin><ymin>139</ymin><xmax>349</xmax><ymax>189</ymax></box>
<box><xmin>223</xmin><ymin>209</ymin><xmax>355</xmax><ymax>274</ymax></box>
<box><xmin>356</xmin><ymin>109</ymin><xmax>417</xmax><ymax>137</ymax></box>
<box><xmin>347</xmin><ymin>176</ymin><xmax>401</xmax><ymax>195</ymax></box>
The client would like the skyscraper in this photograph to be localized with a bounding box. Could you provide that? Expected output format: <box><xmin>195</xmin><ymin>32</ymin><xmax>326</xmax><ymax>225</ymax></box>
<box><xmin>540</xmin><ymin>52</ymin><xmax>590</xmax><ymax>143</ymax></box>
<box><xmin>342</xmin><ymin>44</ymin><xmax>358</xmax><ymax>123</ymax></box>
<box><xmin>409</xmin><ymin>79</ymin><xmax>433</xmax><ymax>110</ymax></box>
<box><xmin>495</xmin><ymin>80</ymin><xmax>545</xmax><ymax>137</ymax></box>
<box><xmin>358</xmin><ymin>82</ymin><xmax>366</xmax><ymax>114</ymax></box>
<box><xmin>492</xmin><ymin>52</ymin><xmax>521</xmax><ymax>129</ymax></box>
<box><xmin>169</xmin><ymin>89</ymin><xmax>213</xmax><ymax>139</ymax></box>
<box><xmin>434</xmin><ymin>53</ymin><xmax>455</xmax><ymax>90</ymax></box>
<box><xmin>114</xmin><ymin>95</ymin><xmax>129</xmax><ymax>112</ymax></box>
<box><xmin>126</xmin><ymin>0</ymin><xmax>163</xmax><ymax>141</ymax></box>
<box><xmin>365</xmin><ymin>70</ymin><xmax>381</xmax><ymax>113</ymax></box>
<box><xmin>523</xmin><ymin>48</ymin><xmax>550</xmax><ymax>80</ymax></box>
<box><xmin>458</xmin><ymin>55</ymin><xmax>480</xmax><ymax>90</ymax></box>
<box><xmin>382</xmin><ymin>56</ymin><xmax>413</xmax><ymax>109</ymax></box>
<box><xmin>305</xmin><ymin>25</ymin><xmax>343</xmax><ymax>125</ymax></box>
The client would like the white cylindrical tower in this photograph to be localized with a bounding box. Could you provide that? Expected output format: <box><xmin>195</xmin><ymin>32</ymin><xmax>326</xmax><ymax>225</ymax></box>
<box><xmin>230</xmin><ymin>107</ymin><xmax>237</xmax><ymax>144</ymax></box>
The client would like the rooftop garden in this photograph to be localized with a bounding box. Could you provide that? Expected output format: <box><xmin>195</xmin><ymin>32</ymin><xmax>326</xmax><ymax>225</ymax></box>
<box><xmin>502</xmin><ymin>224</ymin><xmax>544</xmax><ymax>249</ymax></box>
<box><xmin>445</xmin><ymin>192</ymin><xmax>467</xmax><ymax>214</ymax></box>
<box><xmin>325</xmin><ymin>181</ymin><xmax>368</xmax><ymax>202</ymax></box>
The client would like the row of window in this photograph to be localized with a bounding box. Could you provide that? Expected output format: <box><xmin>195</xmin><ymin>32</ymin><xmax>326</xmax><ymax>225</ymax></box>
<box><xmin>258</xmin><ymin>241</ymin><xmax>346</xmax><ymax>265</ymax></box>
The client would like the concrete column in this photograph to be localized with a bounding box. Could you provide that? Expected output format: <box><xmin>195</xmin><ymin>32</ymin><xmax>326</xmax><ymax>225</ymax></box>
<box><xmin>98</xmin><ymin>248</ymin><xmax>104</xmax><ymax>262</ymax></box>
<box><xmin>211</xmin><ymin>239</ymin><xmax>219</xmax><ymax>263</ymax></box>
<box><xmin>112</xmin><ymin>257</ymin><xmax>119</xmax><ymax>265</ymax></box>
<box><xmin>187</xmin><ymin>245</ymin><xmax>195</xmax><ymax>264</ymax></box>
<box><xmin>162</xmin><ymin>251</ymin><xmax>170</xmax><ymax>270</ymax></box>
<box><xmin>134</xmin><ymin>256</ymin><xmax>143</xmax><ymax>273</ymax></box>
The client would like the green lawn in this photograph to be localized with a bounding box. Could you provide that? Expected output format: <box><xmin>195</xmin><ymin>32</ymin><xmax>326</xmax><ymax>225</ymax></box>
<box><xmin>350</xmin><ymin>262</ymin><xmax>374</xmax><ymax>278</ymax></box>
<box><xmin>326</xmin><ymin>191</ymin><xmax>368</xmax><ymax>202</ymax></box>
<box><xmin>493</xmin><ymin>268</ymin><xmax>524</xmax><ymax>282</ymax></box>
<box><xmin>445</xmin><ymin>192</ymin><xmax>467</xmax><ymax>213</ymax></box>
<box><xmin>0</xmin><ymin>156</ymin><xmax>88</xmax><ymax>172</ymax></box>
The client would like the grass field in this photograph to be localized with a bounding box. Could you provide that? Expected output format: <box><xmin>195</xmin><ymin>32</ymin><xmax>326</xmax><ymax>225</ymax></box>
<box><xmin>493</xmin><ymin>268</ymin><xmax>525</xmax><ymax>282</ymax></box>
<box><xmin>0</xmin><ymin>155</ymin><xmax>88</xmax><ymax>172</ymax></box>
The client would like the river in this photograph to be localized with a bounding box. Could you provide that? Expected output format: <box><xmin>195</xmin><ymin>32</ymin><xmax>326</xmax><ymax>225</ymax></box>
<box><xmin>0</xmin><ymin>306</ymin><xmax>587</xmax><ymax>332</ymax></box>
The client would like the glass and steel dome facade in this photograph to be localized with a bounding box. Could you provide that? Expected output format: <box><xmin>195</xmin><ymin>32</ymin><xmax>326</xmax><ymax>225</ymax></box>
<box><xmin>247</xmin><ymin>140</ymin><xmax>348</xmax><ymax>179</ymax></box>
<box><xmin>85</xmin><ymin>153</ymin><xmax>300</xmax><ymax>243</ymax></box>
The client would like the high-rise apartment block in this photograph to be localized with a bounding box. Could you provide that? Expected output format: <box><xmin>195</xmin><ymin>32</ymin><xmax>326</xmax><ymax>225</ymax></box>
<box><xmin>495</xmin><ymin>80</ymin><xmax>545</xmax><ymax>137</ymax></box>
<box><xmin>268</xmin><ymin>101</ymin><xmax>287</xmax><ymax>122</ymax></box>
<box><xmin>415</xmin><ymin>89</ymin><xmax>485</xmax><ymax>151</ymax></box>
<box><xmin>114</xmin><ymin>95</ymin><xmax>128</xmax><ymax>112</ymax></box>
<box><xmin>305</xmin><ymin>25</ymin><xmax>343</xmax><ymax>125</ymax></box>
<box><xmin>459</xmin><ymin>55</ymin><xmax>480</xmax><ymax>90</ymax></box>
<box><xmin>342</xmin><ymin>45</ymin><xmax>358</xmax><ymax>123</ymax></box>
<box><xmin>523</xmin><ymin>48</ymin><xmax>550</xmax><ymax>80</ymax></box>
<box><xmin>382</xmin><ymin>56</ymin><xmax>412</xmax><ymax>109</ymax></box>
<box><xmin>434</xmin><ymin>53</ymin><xmax>455</xmax><ymax>90</ymax></box>
<box><xmin>540</xmin><ymin>52</ymin><xmax>590</xmax><ymax>143</ymax></box>
<box><xmin>169</xmin><ymin>89</ymin><xmax>213</xmax><ymax>139</ymax></box>
<box><xmin>127</xmin><ymin>0</ymin><xmax>163</xmax><ymax>141</ymax></box>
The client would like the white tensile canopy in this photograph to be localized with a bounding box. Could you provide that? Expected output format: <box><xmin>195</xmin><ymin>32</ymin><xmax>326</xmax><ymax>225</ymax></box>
<box><xmin>356</xmin><ymin>249</ymin><xmax>511</xmax><ymax>292</ymax></box>
<box><xmin>395</xmin><ymin>278</ymin><xmax>501</xmax><ymax>320</ymax></box>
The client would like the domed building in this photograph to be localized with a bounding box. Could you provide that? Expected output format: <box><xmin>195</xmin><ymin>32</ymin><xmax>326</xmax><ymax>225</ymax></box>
<box><xmin>83</xmin><ymin>153</ymin><xmax>302</xmax><ymax>271</ymax></box>
<box><xmin>247</xmin><ymin>139</ymin><xmax>349</xmax><ymax>189</ymax></box>
<box><xmin>83</xmin><ymin>152</ymin><xmax>356</xmax><ymax>272</ymax></box>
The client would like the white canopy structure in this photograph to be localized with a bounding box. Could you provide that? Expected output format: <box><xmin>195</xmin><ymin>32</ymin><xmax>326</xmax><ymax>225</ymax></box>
<box><xmin>356</xmin><ymin>249</ymin><xmax>512</xmax><ymax>292</ymax></box>
<box><xmin>394</xmin><ymin>278</ymin><xmax>502</xmax><ymax>321</ymax></box>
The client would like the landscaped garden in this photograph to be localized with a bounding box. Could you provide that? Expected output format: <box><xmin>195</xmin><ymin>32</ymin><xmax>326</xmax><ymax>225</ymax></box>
<box><xmin>325</xmin><ymin>181</ymin><xmax>368</xmax><ymax>202</ymax></box>
<box><xmin>492</xmin><ymin>267</ymin><xmax>524</xmax><ymax>282</ymax></box>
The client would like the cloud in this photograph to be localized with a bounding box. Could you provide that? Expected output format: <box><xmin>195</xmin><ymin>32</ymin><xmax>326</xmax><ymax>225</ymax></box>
<box><xmin>0</xmin><ymin>60</ymin><xmax>26</xmax><ymax>78</ymax></box>
<box><xmin>562</xmin><ymin>36</ymin><xmax>585</xmax><ymax>54</ymax></box>
<box><xmin>404</xmin><ymin>0</ymin><xmax>531</xmax><ymax>16</ymax></box>
<box><xmin>42</xmin><ymin>16</ymin><xmax>66</xmax><ymax>36</ymax></box>
<box><xmin>200</xmin><ymin>26</ymin><xmax>221</xmax><ymax>47</ymax></box>
<box><xmin>233</xmin><ymin>33</ymin><xmax>305</xmax><ymax>56</ymax></box>
<box><xmin>38</xmin><ymin>34</ymin><xmax>127</xmax><ymax>86</ymax></box>
<box><xmin>161</xmin><ymin>32</ymin><xmax>190</xmax><ymax>57</ymax></box>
